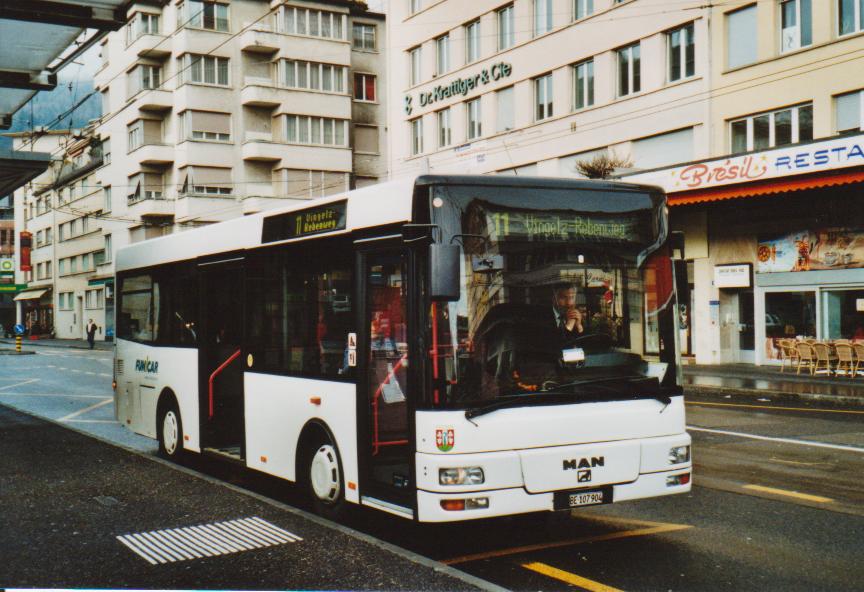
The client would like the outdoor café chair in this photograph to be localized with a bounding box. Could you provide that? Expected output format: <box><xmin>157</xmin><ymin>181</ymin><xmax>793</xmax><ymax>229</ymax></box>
<box><xmin>778</xmin><ymin>339</ymin><xmax>798</xmax><ymax>373</ymax></box>
<box><xmin>853</xmin><ymin>343</ymin><xmax>864</xmax><ymax>377</ymax></box>
<box><xmin>812</xmin><ymin>342</ymin><xmax>836</xmax><ymax>377</ymax></box>
<box><xmin>834</xmin><ymin>343</ymin><xmax>856</xmax><ymax>378</ymax></box>
<box><xmin>795</xmin><ymin>342</ymin><xmax>816</xmax><ymax>375</ymax></box>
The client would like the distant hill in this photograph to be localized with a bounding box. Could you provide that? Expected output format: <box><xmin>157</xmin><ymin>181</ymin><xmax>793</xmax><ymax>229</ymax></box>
<box><xmin>1</xmin><ymin>80</ymin><xmax>101</xmax><ymax>150</ymax></box>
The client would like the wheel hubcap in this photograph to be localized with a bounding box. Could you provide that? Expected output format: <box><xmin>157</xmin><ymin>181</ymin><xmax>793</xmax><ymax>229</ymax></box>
<box><xmin>310</xmin><ymin>444</ymin><xmax>341</xmax><ymax>503</ymax></box>
<box><xmin>162</xmin><ymin>411</ymin><xmax>179</xmax><ymax>455</ymax></box>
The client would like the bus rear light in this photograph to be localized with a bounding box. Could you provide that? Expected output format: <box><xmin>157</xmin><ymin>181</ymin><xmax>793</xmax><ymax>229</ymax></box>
<box><xmin>667</xmin><ymin>473</ymin><xmax>691</xmax><ymax>487</ymax></box>
<box><xmin>260</xmin><ymin>455</ymin><xmax>268</xmax><ymax>463</ymax></box>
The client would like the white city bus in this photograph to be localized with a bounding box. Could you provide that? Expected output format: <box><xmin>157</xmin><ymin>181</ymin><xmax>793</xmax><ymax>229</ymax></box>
<box><xmin>114</xmin><ymin>175</ymin><xmax>691</xmax><ymax>522</ymax></box>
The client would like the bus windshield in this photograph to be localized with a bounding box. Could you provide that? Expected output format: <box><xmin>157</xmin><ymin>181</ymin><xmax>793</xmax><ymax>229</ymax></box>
<box><xmin>427</xmin><ymin>182</ymin><xmax>680</xmax><ymax>410</ymax></box>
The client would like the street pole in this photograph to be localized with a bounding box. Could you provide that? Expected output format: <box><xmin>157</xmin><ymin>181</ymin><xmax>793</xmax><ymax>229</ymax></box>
<box><xmin>15</xmin><ymin>334</ymin><xmax>21</xmax><ymax>353</ymax></box>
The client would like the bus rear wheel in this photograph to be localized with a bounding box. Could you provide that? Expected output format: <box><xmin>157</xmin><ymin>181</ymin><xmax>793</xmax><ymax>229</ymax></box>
<box><xmin>302</xmin><ymin>437</ymin><xmax>346</xmax><ymax>519</ymax></box>
<box><xmin>158</xmin><ymin>400</ymin><xmax>184</xmax><ymax>460</ymax></box>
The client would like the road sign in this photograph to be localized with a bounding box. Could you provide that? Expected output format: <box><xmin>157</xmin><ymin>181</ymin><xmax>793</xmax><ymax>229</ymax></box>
<box><xmin>14</xmin><ymin>324</ymin><xmax>24</xmax><ymax>335</ymax></box>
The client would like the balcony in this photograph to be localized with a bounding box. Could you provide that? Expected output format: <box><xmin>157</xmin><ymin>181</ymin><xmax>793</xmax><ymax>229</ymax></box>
<box><xmin>134</xmin><ymin>89</ymin><xmax>173</xmax><ymax>112</ymax></box>
<box><xmin>173</xmin><ymin>83</ymin><xmax>234</xmax><ymax>114</ymax></box>
<box><xmin>130</xmin><ymin>143</ymin><xmax>174</xmax><ymax>166</ymax></box>
<box><xmin>240</xmin><ymin>79</ymin><xmax>281</xmax><ymax>108</ymax></box>
<box><xmin>175</xmin><ymin>194</ymin><xmax>240</xmax><ymax>223</ymax></box>
<box><xmin>127</xmin><ymin>195</ymin><xmax>175</xmax><ymax>218</ymax></box>
<box><xmin>241</xmin><ymin>194</ymin><xmax>304</xmax><ymax>215</ymax></box>
<box><xmin>242</xmin><ymin>133</ymin><xmax>284</xmax><ymax>162</ymax></box>
<box><xmin>239</xmin><ymin>23</ymin><xmax>280</xmax><ymax>54</ymax></box>
<box><xmin>127</xmin><ymin>33</ymin><xmax>171</xmax><ymax>58</ymax></box>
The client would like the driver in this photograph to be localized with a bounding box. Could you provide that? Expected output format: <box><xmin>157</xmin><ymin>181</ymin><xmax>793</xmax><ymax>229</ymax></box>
<box><xmin>551</xmin><ymin>283</ymin><xmax>585</xmax><ymax>347</ymax></box>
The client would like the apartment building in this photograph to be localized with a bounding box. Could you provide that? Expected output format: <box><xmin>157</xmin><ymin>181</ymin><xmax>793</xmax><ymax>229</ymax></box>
<box><xmin>389</xmin><ymin>0</ymin><xmax>864</xmax><ymax>366</ymax></box>
<box><xmin>95</xmin><ymin>0</ymin><xmax>386</xmax><ymax>238</ymax></box>
<box><xmin>388</xmin><ymin>0</ymin><xmax>711</xmax><ymax>178</ymax></box>
<box><xmin>624</xmin><ymin>0</ymin><xmax>864</xmax><ymax>365</ymax></box>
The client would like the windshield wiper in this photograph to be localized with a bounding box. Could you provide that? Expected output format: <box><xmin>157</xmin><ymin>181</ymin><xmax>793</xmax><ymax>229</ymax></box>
<box><xmin>464</xmin><ymin>376</ymin><xmax>672</xmax><ymax>421</ymax></box>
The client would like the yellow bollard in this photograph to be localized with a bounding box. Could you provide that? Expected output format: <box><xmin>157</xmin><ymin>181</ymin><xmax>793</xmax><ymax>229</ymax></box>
<box><xmin>16</xmin><ymin>335</ymin><xmax>21</xmax><ymax>353</ymax></box>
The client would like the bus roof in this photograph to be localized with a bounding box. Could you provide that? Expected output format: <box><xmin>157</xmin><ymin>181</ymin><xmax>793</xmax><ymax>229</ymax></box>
<box><xmin>115</xmin><ymin>175</ymin><xmax>665</xmax><ymax>273</ymax></box>
<box><xmin>116</xmin><ymin>177</ymin><xmax>417</xmax><ymax>272</ymax></box>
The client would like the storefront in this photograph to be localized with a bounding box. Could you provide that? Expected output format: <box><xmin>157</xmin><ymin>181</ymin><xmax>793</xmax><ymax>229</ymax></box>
<box><xmin>623</xmin><ymin>133</ymin><xmax>864</xmax><ymax>366</ymax></box>
<box><xmin>13</xmin><ymin>287</ymin><xmax>53</xmax><ymax>337</ymax></box>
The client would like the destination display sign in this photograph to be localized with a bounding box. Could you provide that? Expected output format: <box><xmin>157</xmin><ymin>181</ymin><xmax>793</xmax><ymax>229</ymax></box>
<box><xmin>484</xmin><ymin>209</ymin><xmax>649</xmax><ymax>243</ymax></box>
<box><xmin>262</xmin><ymin>200</ymin><xmax>347</xmax><ymax>243</ymax></box>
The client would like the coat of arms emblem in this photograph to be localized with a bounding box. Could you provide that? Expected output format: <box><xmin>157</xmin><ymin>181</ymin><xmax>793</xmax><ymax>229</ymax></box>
<box><xmin>436</xmin><ymin>428</ymin><xmax>455</xmax><ymax>452</ymax></box>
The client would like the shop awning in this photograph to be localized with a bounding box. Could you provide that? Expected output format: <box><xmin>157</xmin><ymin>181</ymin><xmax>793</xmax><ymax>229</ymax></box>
<box><xmin>13</xmin><ymin>288</ymin><xmax>48</xmax><ymax>301</ymax></box>
<box><xmin>669</xmin><ymin>169</ymin><xmax>864</xmax><ymax>206</ymax></box>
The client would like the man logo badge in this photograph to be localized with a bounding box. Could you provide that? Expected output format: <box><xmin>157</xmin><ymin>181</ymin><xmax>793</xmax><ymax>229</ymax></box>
<box><xmin>577</xmin><ymin>469</ymin><xmax>592</xmax><ymax>483</ymax></box>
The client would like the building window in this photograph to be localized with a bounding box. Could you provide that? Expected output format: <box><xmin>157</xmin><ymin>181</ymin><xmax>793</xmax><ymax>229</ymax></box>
<box><xmin>410</xmin><ymin>117</ymin><xmax>423</xmax><ymax>155</ymax></box>
<box><xmin>103</xmin><ymin>138</ymin><xmax>111</xmax><ymax>164</ymax></box>
<box><xmin>104</xmin><ymin>234</ymin><xmax>112</xmax><ymax>263</ymax></box>
<box><xmin>354</xmin><ymin>124</ymin><xmax>379</xmax><ymax>153</ymax></box>
<box><xmin>127</xmin><ymin>121</ymin><xmax>143</xmax><ymax>152</ymax></box>
<box><xmin>574</xmin><ymin>0</ymin><xmax>593</xmax><ymax>20</ymax></box>
<box><xmin>835</xmin><ymin>89</ymin><xmax>864</xmax><ymax>133</ymax></box>
<box><xmin>104</xmin><ymin>186</ymin><xmax>112</xmax><ymax>212</ymax></box>
<box><xmin>86</xmin><ymin>289</ymin><xmax>103</xmax><ymax>309</ymax></box>
<box><xmin>182</xmin><ymin>54</ymin><xmax>229</xmax><ymax>86</ymax></box>
<box><xmin>128</xmin><ymin>172</ymin><xmax>165</xmax><ymax>203</ymax></box>
<box><xmin>534</xmin><ymin>0</ymin><xmax>553</xmax><ymax>36</ymax></box>
<box><xmin>128</xmin><ymin>65</ymin><xmax>162</xmax><ymax>98</ymax></box>
<box><xmin>437</xmin><ymin>108</ymin><xmax>451</xmax><ymax>148</ymax></box>
<box><xmin>409</xmin><ymin>0</ymin><xmax>422</xmax><ymax>15</ymax></box>
<box><xmin>466</xmin><ymin>98</ymin><xmax>482</xmax><ymax>140</ymax></box>
<box><xmin>436</xmin><ymin>34</ymin><xmax>450</xmax><ymax>76</ymax></box>
<box><xmin>534</xmin><ymin>73</ymin><xmax>554</xmax><ymax>120</ymax></box>
<box><xmin>279</xmin><ymin>6</ymin><xmax>345</xmax><ymax>39</ymax></box>
<box><xmin>284</xmin><ymin>115</ymin><xmax>348</xmax><ymax>146</ymax></box>
<box><xmin>573</xmin><ymin>59</ymin><xmax>594</xmax><ymax>109</ymax></box>
<box><xmin>727</xmin><ymin>5</ymin><xmax>757</xmax><ymax>68</ymax></box>
<box><xmin>617</xmin><ymin>42</ymin><xmax>641</xmax><ymax>96</ymax></box>
<box><xmin>730</xmin><ymin>103</ymin><xmax>813</xmax><ymax>152</ymax></box>
<box><xmin>352</xmin><ymin>23</ymin><xmax>376</xmax><ymax>50</ymax></box>
<box><xmin>353</xmin><ymin>73</ymin><xmax>376</xmax><ymax>102</ymax></box>
<box><xmin>496</xmin><ymin>86</ymin><xmax>514</xmax><ymax>132</ymax></box>
<box><xmin>781</xmin><ymin>0</ymin><xmax>812</xmax><ymax>51</ymax></box>
<box><xmin>465</xmin><ymin>20</ymin><xmax>481</xmax><ymax>63</ymax></box>
<box><xmin>179</xmin><ymin>110</ymin><xmax>231</xmax><ymax>142</ymax></box>
<box><xmin>282</xmin><ymin>60</ymin><xmax>346</xmax><ymax>93</ymax></box>
<box><xmin>668</xmin><ymin>23</ymin><xmax>695</xmax><ymax>82</ymax></box>
<box><xmin>179</xmin><ymin>166</ymin><xmax>232</xmax><ymax>196</ymax></box>
<box><xmin>839</xmin><ymin>0</ymin><xmax>864</xmax><ymax>35</ymax></box>
<box><xmin>184</xmin><ymin>0</ymin><xmax>229</xmax><ymax>32</ymax></box>
<box><xmin>409</xmin><ymin>46</ymin><xmax>422</xmax><ymax>86</ymax></box>
<box><xmin>127</xmin><ymin>12</ymin><xmax>160</xmax><ymax>44</ymax></box>
<box><xmin>498</xmin><ymin>4</ymin><xmax>515</xmax><ymax>50</ymax></box>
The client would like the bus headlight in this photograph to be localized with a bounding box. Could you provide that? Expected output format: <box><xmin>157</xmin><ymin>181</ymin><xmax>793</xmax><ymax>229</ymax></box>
<box><xmin>439</xmin><ymin>467</ymin><xmax>485</xmax><ymax>486</ymax></box>
<box><xmin>668</xmin><ymin>445</ymin><xmax>690</xmax><ymax>464</ymax></box>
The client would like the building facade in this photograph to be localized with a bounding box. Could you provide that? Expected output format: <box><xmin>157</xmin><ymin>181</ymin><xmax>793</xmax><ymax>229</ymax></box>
<box><xmin>388</xmin><ymin>0</ymin><xmax>864</xmax><ymax>366</ymax></box>
<box><xmin>625</xmin><ymin>0</ymin><xmax>864</xmax><ymax>366</ymax></box>
<box><xmin>11</xmin><ymin>0</ymin><xmax>386</xmax><ymax>342</ymax></box>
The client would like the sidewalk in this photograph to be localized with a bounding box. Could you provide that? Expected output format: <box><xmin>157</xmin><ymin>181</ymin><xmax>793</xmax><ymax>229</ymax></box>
<box><xmin>0</xmin><ymin>337</ymin><xmax>113</xmax><ymax>351</ymax></box>
<box><xmin>683</xmin><ymin>362</ymin><xmax>864</xmax><ymax>406</ymax></box>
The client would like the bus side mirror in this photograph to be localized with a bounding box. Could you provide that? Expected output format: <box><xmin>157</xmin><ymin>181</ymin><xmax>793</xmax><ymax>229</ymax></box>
<box><xmin>673</xmin><ymin>259</ymin><xmax>689</xmax><ymax>306</ymax></box>
<box><xmin>670</xmin><ymin>231</ymin><xmax>685</xmax><ymax>260</ymax></box>
<box><xmin>429</xmin><ymin>244</ymin><xmax>460</xmax><ymax>301</ymax></box>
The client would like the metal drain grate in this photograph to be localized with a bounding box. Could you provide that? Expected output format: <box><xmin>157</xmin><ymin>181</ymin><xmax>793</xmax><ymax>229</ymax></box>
<box><xmin>117</xmin><ymin>517</ymin><xmax>302</xmax><ymax>564</ymax></box>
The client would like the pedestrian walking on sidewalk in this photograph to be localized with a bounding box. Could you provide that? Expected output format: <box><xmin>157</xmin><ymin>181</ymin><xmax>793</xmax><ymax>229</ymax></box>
<box><xmin>86</xmin><ymin>319</ymin><xmax>98</xmax><ymax>349</ymax></box>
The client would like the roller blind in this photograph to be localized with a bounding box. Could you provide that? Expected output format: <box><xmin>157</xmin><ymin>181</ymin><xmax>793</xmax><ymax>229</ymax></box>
<box><xmin>189</xmin><ymin>111</ymin><xmax>231</xmax><ymax>134</ymax></box>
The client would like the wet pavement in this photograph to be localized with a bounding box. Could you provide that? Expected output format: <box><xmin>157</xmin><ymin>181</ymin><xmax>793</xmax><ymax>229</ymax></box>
<box><xmin>683</xmin><ymin>363</ymin><xmax>864</xmax><ymax>402</ymax></box>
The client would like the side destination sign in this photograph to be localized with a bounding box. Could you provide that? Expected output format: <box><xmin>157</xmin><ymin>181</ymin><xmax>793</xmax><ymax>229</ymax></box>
<box><xmin>262</xmin><ymin>200</ymin><xmax>348</xmax><ymax>243</ymax></box>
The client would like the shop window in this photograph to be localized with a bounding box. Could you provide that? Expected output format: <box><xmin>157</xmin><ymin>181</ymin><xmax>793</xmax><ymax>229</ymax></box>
<box><xmin>822</xmin><ymin>289</ymin><xmax>864</xmax><ymax>340</ymax></box>
<box><xmin>765</xmin><ymin>291</ymin><xmax>816</xmax><ymax>340</ymax></box>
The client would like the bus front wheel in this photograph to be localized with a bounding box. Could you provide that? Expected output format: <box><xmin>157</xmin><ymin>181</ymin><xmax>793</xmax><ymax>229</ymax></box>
<box><xmin>302</xmin><ymin>436</ymin><xmax>346</xmax><ymax>519</ymax></box>
<box><xmin>157</xmin><ymin>399</ymin><xmax>184</xmax><ymax>460</ymax></box>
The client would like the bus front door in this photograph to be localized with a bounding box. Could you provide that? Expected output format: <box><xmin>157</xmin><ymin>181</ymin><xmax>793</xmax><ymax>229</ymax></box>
<box><xmin>198</xmin><ymin>258</ymin><xmax>245</xmax><ymax>460</ymax></box>
<box><xmin>360</xmin><ymin>249</ymin><xmax>414</xmax><ymax>511</ymax></box>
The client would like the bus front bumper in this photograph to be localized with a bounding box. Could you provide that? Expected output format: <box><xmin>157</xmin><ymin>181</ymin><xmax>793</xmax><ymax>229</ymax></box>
<box><xmin>416</xmin><ymin>468</ymin><xmax>692</xmax><ymax>523</ymax></box>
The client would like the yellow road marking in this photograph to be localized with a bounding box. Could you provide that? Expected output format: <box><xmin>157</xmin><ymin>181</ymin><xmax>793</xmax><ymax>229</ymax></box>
<box><xmin>441</xmin><ymin>521</ymin><xmax>692</xmax><ymax>565</ymax></box>
<box><xmin>686</xmin><ymin>400</ymin><xmax>864</xmax><ymax>415</ymax></box>
<box><xmin>523</xmin><ymin>562</ymin><xmax>624</xmax><ymax>592</ymax></box>
<box><xmin>743</xmin><ymin>484</ymin><xmax>833</xmax><ymax>503</ymax></box>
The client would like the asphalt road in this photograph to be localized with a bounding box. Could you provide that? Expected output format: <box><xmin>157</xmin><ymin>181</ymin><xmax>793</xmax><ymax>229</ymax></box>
<box><xmin>2</xmin><ymin>345</ymin><xmax>864</xmax><ymax>591</ymax></box>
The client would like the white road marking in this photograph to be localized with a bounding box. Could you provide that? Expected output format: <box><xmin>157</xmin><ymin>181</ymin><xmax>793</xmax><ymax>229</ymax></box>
<box><xmin>0</xmin><ymin>379</ymin><xmax>39</xmax><ymax>391</ymax></box>
<box><xmin>0</xmin><ymin>392</ymin><xmax>107</xmax><ymax>399</ymax></box>
<box><xmin>117</xmin><ymin>517</ymin><xmax>302</xmax><ymax>564</ymax></box>
<box><xmin>65</xmin><ymin>419</ymin><xmax>118</xmax><ymax>424</ymax></box>
<box><xmin>688</xmin><ymin>426</ymin><xmax>864</xmax><ymax>454</ymax></box>
<box><xmin>58</xmin><ymin>398</ymin><xmax>113</xmax><ymax>422</ymax></box>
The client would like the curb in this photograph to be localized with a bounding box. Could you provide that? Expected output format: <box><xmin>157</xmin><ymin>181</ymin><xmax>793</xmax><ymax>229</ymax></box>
<box><xmin>684</xmin><ymin>384</ymin><xmax>864</xmax><ymax>408</ymax></box>
<box><xmin>0</xmin><ymin>350</ymin><xmax>36</xmax><ymax>355</ymax></box>
<box><xmin>0</xmin><ymin>339</ymin><xmax>113</xmax><ymax>351</ymax></box>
